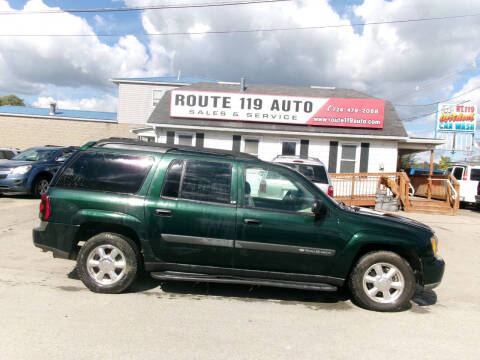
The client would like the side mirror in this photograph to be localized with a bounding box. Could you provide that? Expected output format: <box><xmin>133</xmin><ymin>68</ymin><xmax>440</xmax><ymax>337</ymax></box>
<box><xmin>312</xmin><ymin>200</ymin><xmax>326</xmax><ymax>216</ymax></box>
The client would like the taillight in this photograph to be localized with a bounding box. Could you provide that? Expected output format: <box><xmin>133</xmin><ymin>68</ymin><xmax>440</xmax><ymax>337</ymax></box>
<box><xmin>39</xmin><ymin>194</ymin><xmax>51</xmax><ymax>220</ymax></box>
<box><xmin>328</xmin><ymin>185</ymin><xmax>334</xmax><ymax>197</ymax></box>
<box><xmin>463</xmin><ymin>171</ymin><xmax>467</xmax><ymax>180</ymax></box>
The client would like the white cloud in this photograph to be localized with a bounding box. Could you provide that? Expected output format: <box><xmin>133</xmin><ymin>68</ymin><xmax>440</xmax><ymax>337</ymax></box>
<box><xmin>32</xmin><ymin>94</ymin><xmax>117</xmax><ymax>112</ymax></box>
<box><xmin>2</xmin><ymin>0</ymin><xmax>480</xmax><ymax>121</ymax></box>
<box><xmin>0</xmin><ymin>0</ymin><xmax>150</xmax><ymax>95</ymax></box>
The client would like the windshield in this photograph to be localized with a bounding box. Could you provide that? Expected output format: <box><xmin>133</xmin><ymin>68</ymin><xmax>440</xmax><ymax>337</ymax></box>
<box><xmin>280</xmin><ymin>163</ymin><xmax>329</xmax><ymax>183</ymax></box>
<box><xmin>12</xmin><ymin>149</ymin><xmax>56</xmax><ymax>162</ymax></box>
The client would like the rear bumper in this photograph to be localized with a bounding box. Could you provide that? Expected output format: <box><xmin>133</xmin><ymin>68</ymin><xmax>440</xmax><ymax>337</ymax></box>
<box><xmin>33</xmin><ymin>221</ymin><xmax>80</xmax><ymax>260</ymax></box>
<box><xmin>421</xmin><ymin>255</ymin><xmax>445</xmax><ymax>289</ymax></box>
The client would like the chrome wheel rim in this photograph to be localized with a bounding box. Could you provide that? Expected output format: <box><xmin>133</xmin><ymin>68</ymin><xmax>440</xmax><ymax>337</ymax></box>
<box><xmin>362</xmin><ymin>262</ymin><xmax>405</xmax><ymax>304</ymax></box>
<box><xmin>86</xmin><ymin>245</ymin><xmax>127</xmax><ymax>285</ymax></box>
<box><xmin>37</xmin><ymin>179</ymin><xmax>49</xmax><ymax>195</ymax></box>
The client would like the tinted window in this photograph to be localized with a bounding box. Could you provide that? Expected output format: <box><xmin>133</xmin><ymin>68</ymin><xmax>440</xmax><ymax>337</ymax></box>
<box><xmin>162</xmin><ymin>160</ymin><xmax>184</xmax><ymax>198</ymax></box>
<box><xmin>453</xmin><ymin>167</ymin><xmax>464</xmax><ymax>180</ymax></box>
<box><xmin>56</xmin><ymin>152</ymin><xmax>153</xmax><ymax>194</ymax></box>
<box><xmin>280</xmin><ymin>163</ymin><xmax>328</xmax><ymax>183</ymax></box>
<box><xmin>470</xmin><ymin>169</ymin><xmax>480</xmax><ymax>181</ymax></box>
<box><xmin>244</xmin><ymin>167</ymin><xmax>315</xmax><ymax>213</ymax></box>
<box><xmin>164</xmin><ymin>160</ymin><xmax>231</xmax><ymax>204</ymax></box>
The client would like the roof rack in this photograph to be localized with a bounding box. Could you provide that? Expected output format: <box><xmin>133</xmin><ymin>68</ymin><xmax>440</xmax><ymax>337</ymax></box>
<box><xmin>89</xmin><ymin>137</ymin><xmax>258</xmax><ymax>160</ymax></box>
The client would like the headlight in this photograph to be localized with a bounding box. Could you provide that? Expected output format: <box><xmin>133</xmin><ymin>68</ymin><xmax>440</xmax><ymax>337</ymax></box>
<box><xmin>430</xmin><ymin>235</ymin><xmax>438</xmax><ymax>256</ymax></box>
<box><xmin>10</xmin><ymin>165</ymin><xmax>32</xmax><ymax>175</ymax></box>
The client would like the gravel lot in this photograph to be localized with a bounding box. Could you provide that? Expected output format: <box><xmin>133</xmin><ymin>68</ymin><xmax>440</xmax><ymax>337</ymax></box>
<box><xmin>0</xmin><ymin>195</ymin><xmax>479</xmax><ymax>359</ymax></box>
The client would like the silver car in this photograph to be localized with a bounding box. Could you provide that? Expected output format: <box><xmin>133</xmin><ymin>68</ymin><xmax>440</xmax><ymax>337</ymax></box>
<box><xmin>272</xmin><ymin>155</ymin><xmax>333</xmax><ymax>197</ymax></box>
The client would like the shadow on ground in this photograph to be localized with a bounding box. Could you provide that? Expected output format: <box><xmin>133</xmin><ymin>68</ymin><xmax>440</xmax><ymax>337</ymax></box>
<box><xmin>67</xmin><ymin>266</ymin><xmax>436</xmax><ymax>311</ymax></box>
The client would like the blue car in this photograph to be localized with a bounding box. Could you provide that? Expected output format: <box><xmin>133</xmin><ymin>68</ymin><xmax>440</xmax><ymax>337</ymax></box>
<box><xmin>0</xmin><ymin>146</ymin><xmax>78</xmax><ymax>197</ymax></box>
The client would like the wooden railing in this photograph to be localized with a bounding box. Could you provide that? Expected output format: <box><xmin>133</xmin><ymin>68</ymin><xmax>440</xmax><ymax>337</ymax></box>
<box><xmin>409</xmin><ymin>173</ymin><xmax>460</xmax><ymax>212</ymax></box>
<box><xmin>330</xmin><ymin>172</ymin><xmax>404</xmax><ymax>207</ymax></box>
<box><xmin>331</xmin><ymin>171</ymin><xmax>460</xmax><ymax>214</ymax></box>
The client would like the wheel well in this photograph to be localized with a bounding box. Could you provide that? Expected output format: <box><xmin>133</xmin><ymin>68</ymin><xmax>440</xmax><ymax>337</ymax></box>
<box><xmin>74</xmin><ymin>222</ymin><xmax>142</xmax><ymax>257</ymax></box>
<box><xmin>348</xmin><ymin>244</ymin><xmax>423</xmax><ymax>285</ymax></box>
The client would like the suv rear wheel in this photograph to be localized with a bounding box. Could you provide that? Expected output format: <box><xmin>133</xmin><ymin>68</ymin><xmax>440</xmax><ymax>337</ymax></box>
<box><xmin>77</xmin><ymin>232</ymin><xmax>140</xmax><ymax>293</ymax></box>
<box><xmin>348</xmin><ymin>251</ymin><xmax>416</xmax><ymax>312</ymax></box>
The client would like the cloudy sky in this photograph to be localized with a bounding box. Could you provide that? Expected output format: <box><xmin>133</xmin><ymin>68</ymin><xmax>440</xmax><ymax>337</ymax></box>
<box><xmin>1</xmin><ymin>0</ymin><xmax>480</xmax><ymax>158</ymax></box>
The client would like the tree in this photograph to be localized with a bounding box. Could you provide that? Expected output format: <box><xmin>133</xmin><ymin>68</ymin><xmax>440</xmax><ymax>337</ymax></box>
<box><xmin>0</xmin><ymin>94</ymin><xmax>25</xmax><ymax>106</ymax></box>
<box><xmin>438</xmin><ymin>156</ymin><xmax>451</xmax><ymax>170</ymax></box>
<box><xmin>400</xmin><ymin>154</ymin><xmax>417</xmax><ymax>170</ymax></box>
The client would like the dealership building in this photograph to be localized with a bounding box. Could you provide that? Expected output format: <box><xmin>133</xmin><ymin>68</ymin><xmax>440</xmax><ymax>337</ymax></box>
<box><xmin>115</xmin><ymin>77</ymin><xmax>442</xmax><ymax>173</ymax></box>
<box><xmin>0</xmin><ymin>76</ymin><xmax>442</xmax><ymax>173</ymax></box>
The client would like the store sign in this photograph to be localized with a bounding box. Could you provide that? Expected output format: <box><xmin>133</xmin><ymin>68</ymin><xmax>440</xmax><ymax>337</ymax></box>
<box><xmin>170</xmin><ymin>90</ymin><xmax>385</xmax><ymax>129</ymax></box>
<box><xmin>436</xmin><ymin>103</ymin><xmax>476</xmax><ymax>132</ymax></box>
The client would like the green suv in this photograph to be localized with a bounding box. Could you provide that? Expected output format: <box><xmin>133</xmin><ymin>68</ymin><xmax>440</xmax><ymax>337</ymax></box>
<box><xmin>33</xmin><ymin>138</ymin><xmax>444</xmax><ymax>312</ymax></box>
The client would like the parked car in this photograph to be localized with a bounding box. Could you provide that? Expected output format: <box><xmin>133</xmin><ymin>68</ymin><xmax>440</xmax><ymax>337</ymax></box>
<box><xmin>0</xmin><ymin>146</ymin><xmax>78</xmax><ymax>197</ymax></box>
<box><xmin>0</xmin><ymin>147</ymin><xmax>20</xmax><ymax>160</ymax></box>
<box><xmin>445</xmin><ymin>164</ymin><xmax>480</xmax><ymax>203</ymax></box>
<box><xmin>272</xmin><ymin>155</ymin><xmax>333</xmax><ymax>196</ymax></box>
<box><xmin>33</xmin><ymin>138</ymin><xmax>444</xmax><ymax>312</ymax></box>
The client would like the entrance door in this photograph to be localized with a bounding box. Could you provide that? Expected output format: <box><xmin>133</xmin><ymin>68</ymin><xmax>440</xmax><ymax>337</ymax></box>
<box><xmin>234</xmin><ymin>164</ymin><xmax>340</xmax><ymax>276</ymax></box>
<box><xmin>146</xmin><ymin>157</ymin><xmax>237</xmax><ymax>268</ymax></box>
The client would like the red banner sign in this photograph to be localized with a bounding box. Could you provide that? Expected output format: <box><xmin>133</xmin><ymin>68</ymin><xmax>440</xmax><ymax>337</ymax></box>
<box><xmin>170</xmin><ymin>90</ymin><xmax>385</xmax><ymax>129</ymax></box>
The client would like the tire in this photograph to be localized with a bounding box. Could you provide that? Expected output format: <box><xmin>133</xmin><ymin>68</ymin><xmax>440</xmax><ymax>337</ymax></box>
<box><xmin>77</xmin><ymin>232</ymin><xmax>140</xmax><ymax>294</ymax></box>
<box><xmin>33</xmin><ymin>176</ymin><xmax>50</xmax><ymax>197</ymax></box>
<box><xmin>348</xmin><ymin>251</ymin><xmax>416</xmax><ymax>312</ymax></box>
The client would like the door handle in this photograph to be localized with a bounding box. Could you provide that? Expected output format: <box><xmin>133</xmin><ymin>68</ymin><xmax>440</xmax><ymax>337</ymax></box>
<box><xmin>243</xmin><ymin>218</ymin><xmax>261</xmax><ymax>225</ymax></box>
<box><xmin>155</xmin><ymin>209</ymin><xmax>172</xmax><ymax>216</ymax></box>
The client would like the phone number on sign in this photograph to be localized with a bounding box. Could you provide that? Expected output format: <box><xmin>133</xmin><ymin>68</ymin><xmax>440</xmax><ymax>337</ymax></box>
<box><xmin>327</xmin><ymin>105</ymin><xmax>380</xmax><ymax>114</ymax></box>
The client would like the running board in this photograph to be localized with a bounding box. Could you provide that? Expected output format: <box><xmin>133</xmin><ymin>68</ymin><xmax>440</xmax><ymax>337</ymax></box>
<box><xmin>150</xmin><ymin>271</ymin><xmax>337</xmax><ymax>292</ymax></box>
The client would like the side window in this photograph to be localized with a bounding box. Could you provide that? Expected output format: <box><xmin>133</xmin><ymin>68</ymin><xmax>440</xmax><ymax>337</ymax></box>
<box><xmin>56</xmin><ymin>152</ymin><xmax>153</xmax><ymax>194</ymax></box>
<box><xmin>244</xmin><ymin>167</ymin><xmax>315</xmax><ymax>213</ymax></box>
<box><xmin>5</xmin><ymin>151</ymin><xmax>14</xmax><ymax>160</ymax></box>
<box><xmin>161</xmin><ymin>159</ymin><xmax>184</xmax><ymax>198</ymax></box>
<box><xmin>161</xmin><ymin>159</ymin><xmax>232</xmax><ymax>204</ymax></box>
<box><xmin>470</xmin><ymin>169</ymin><xmax>480</xmax><ymax>181</ymax></box>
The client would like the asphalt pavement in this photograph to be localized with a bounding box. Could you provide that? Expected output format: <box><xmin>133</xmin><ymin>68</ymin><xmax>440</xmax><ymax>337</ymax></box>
<box><xmin>0</xmin><ymin>195</ymin><xmax>479</xmax><ymax>359</ymax></box>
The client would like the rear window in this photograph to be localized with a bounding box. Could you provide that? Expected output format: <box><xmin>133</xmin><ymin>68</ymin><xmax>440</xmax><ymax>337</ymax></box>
<box><xmin>452</xmin><ymin>167</ymin><xmax>465</xmax><ymax>180</ymax></box>
<box><xmin>56</xmin><ymin>152</ymin><xmax>153</xmax><ymax>194</ymax></box>
<box><xmin>470</xmin><ymin>169</ymin><xmax>480</xmax><ymax>181</ymax></box>
<box><xmin>280</xmin><ymin>163</ymin><xmax>329</xmax><ymax>184</ymax></box>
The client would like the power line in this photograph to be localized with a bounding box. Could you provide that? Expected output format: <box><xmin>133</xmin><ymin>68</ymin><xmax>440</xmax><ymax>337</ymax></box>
<box><xmin>395</xmin><ymin>85</ymin><xmax>480</xmax><ymax>108</ymax></box>
<box><xmin>0</xmin><ymin>0</ymin><xmax>291</xmax><ymax>15</ymax></box>
<box><xmin>1</xmin><ymin>11</ymin><xmax>480</xmax><ymax>37</ymax></box>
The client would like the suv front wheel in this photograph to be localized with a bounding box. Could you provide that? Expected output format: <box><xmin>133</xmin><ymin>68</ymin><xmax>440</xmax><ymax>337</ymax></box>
<box><xmin>77</xmin><ymin>232</ymin><xmax>140</xmax><ymax>293</ymax></box>
<box><xmin>348</xmin><ymin>251</ymin><xmax>416</xmax><ymax>312</ymax></box>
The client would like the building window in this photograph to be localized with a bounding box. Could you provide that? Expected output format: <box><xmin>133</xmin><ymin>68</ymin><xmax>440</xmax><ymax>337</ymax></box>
<box><xmin>176</xmin><ymin>132</ymin><xmax>194</xmax><ymax>146</ymax></box>
<box><xmin>282</xmin><ymin>140</ymin><xmax>299</xmax><ymax>156</ymax></box>
<box><xmin>242</xmin><ymin>137</ymin><xmax>260</xmax><ymax>155</ymax></box>
<box><xmin>138</xmin><ymin>136</ymin><xmax>155</xmax><ymax>143</ymax></box>
<box><xmin>153</xmin><ymin>90</ymin><xmax>165</xmax><ymax>106</ymax></box>
<box><xmin>339</xmin><ymin>144</ymin><xmax>357</xmax><ymax>173</ymax></box>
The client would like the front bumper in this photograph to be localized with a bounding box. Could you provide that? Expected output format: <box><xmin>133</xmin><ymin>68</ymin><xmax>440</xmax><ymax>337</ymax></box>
<box><xmin>33</xmin><ymin>221</ymin><xmax>80</xmax><ymax>260</ymax></box>
<box><xmin>421</xmin><ymin>255</ymin><xmax>445</xmax><ymax>289</ymax></box>
<box><xmin>0</xmin><ymin>174</ymin><xmax>29</xmax><ymax>194</ymax></box>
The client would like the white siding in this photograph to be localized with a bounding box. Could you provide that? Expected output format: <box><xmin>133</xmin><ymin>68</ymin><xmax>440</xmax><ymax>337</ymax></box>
<box><xmin>117</xmin><ymin>83</ymin><xmax>179</xmax><ymax>124</ymax></box>
<box><xmin>368</xmin><ymin>141</ymin><xmax>398</xmax><ymax>173</ymax></box>
<box><xmin>152</xmin><ymin>128</ymin><xmax>398</xmax><ymax>174</ymax></box>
